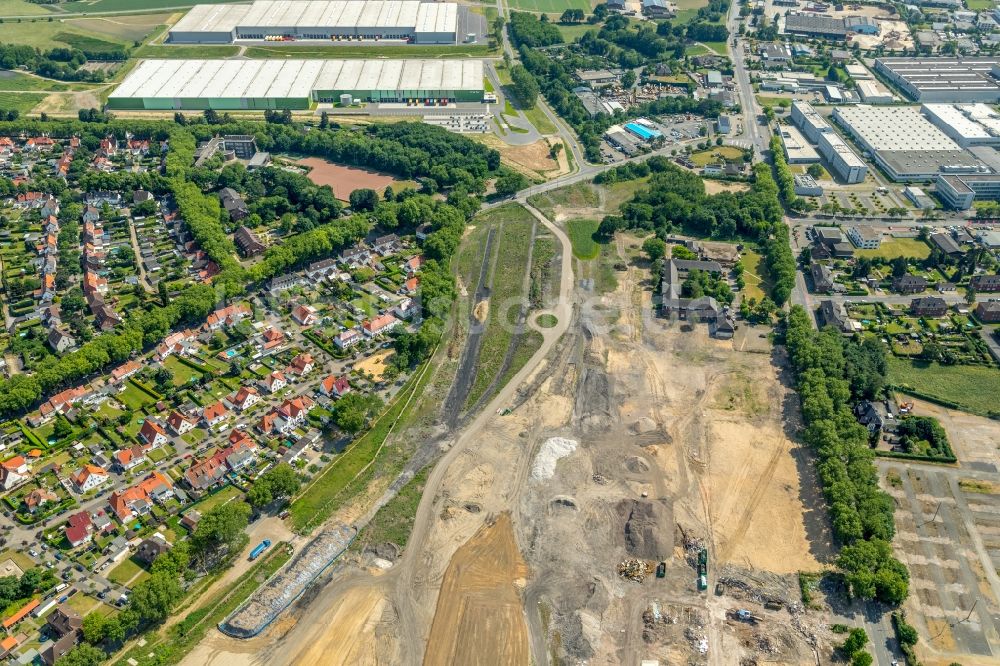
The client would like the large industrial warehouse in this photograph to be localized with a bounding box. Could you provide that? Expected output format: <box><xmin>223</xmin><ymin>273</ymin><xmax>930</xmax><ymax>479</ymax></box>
<box><xmin>874</xmin><ymin>57</ymin><xmax>1000</xmax><ymax>103</ymax></box>
<box><xmin>107</xmin><ymin>59</ymin><xmax>485</xmax><ymax>110</ymax></box>
<box><xmin>168</xmin><ymin>0</ymin><xmax>464</xmax><ymax>45</ymax></box>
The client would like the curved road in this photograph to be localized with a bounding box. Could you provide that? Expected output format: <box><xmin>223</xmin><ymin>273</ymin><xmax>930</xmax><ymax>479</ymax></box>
<box><xmin>389</xmin><ymin>191</ymin><xmax>575</xmax><ymax>665</ymax></box>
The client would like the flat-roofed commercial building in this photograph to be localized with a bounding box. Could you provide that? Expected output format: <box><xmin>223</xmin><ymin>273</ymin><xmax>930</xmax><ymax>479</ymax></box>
<box><xmin>779</xmin><ymin>125</ymin><xmax>819</xmax><ymax>163</ymax></box>
<box><xmin>921</xmin><ymin>103</ymin><xmax>1000</xmax><ymax>147</ymax></box>
<box><xmin>936</xmin><ymin>173</ymin><xmax>1000</xmax><ymax>209</ymax></box>
<box><xmin>107</xmin><ymin>59</ymin><xmax>485</xmax><ymax>111</ymax></box>
<box><xmin>783</xmin><ymin>13</ymin><xmax>879</xmax><ymax>39</ymax></box>
<box><xmin>857</xmin><ymin>80</ymin><xmax>893</xmax><ymax>104</ymax></box>
<box><xmin>816</xmin><ymin>131</ymin><xmax>868</xmax><ymax>183</ymax></box>
<box><xmin>791</xmin><ymin>100</ymin><xmax>830</xmax><ymax>143</ymax></box>
<box><xmin>169</xmin><ymin>0</ymin><xmax>462</xmax><ymax>45</ymax></box>
<box><xmin>874</xmin><ymin>57</ymin><xmax>1000</xmax><ymax>103</ymax></box>
<box><xmin>832</xmin><ymin>104</ymin><xmax>984</xmax><ymax>181</ymax></box>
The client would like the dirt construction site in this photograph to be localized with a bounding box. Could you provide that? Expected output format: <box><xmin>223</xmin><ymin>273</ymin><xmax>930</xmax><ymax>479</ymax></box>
<box><xmin>183</xmin><ymin>217</ymin><xmax>851</xmax><ymax>665</ymax></box>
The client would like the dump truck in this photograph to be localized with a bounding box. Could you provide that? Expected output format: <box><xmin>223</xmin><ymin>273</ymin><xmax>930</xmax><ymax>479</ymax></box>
<box><xmin>728</xmin><ymin>609</ymin><xmax>759</xmax><ymax>623</ymax></box>
<box><xmin>697</xmin><ymin>549</ymin><xmax>708</xmax><ymax>591</ymax></box>
<box><xmin>249</xmin><ymin>539</ymin><xmax>271</xmax><ymax>561</ymax></box>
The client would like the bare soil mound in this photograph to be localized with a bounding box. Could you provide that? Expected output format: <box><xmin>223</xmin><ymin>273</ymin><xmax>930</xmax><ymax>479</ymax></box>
<box><xmin>616</xmin><ymin>499</ymin><xmax>673</xmax><ymax>560</ymax></box>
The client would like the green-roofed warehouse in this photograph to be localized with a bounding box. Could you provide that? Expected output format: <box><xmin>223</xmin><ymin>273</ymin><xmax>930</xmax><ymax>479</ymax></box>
<box><xmin>107</xmin><ymin>59</ymin><xmax>485</xmax><ymax>111</ymax></box>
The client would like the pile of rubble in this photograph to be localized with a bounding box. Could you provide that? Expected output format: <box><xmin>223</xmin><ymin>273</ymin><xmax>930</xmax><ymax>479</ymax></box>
<box><xmin>618</xmin><ymin>558</ymin><xmax>652</xmax><ymax>582</ymax></box>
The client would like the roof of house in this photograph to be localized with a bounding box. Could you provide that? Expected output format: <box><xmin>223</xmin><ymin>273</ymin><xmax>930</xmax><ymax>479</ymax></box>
<box><xmin>1</xmin><ymin>456</ymin><xmax>25</xmax><ymax>471</ymax></box>
<box><xmin>139</xmin><ymin>419</ymin><xmax>167</xmax><ymax>443</ymax></box>
<box><xmin>203</xmin><ymin>401</ymin><xmax>229</xmax><ymax>421</ymax></box>
<box><xmin>71</xmin><ymin>464</ymin><xmax>107</xmax><ymax>487</ymax></box>
<box><xmin>321</xmin><ymin>375</ymin><xmax>350</xmax><ymax>395</ymax></box>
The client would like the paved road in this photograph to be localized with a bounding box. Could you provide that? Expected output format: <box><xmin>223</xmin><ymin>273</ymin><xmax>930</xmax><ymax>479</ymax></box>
<box><xmin>727</xmin><ymin>8</ymin><xmax>769</xmax><ymax>161</ymax></box>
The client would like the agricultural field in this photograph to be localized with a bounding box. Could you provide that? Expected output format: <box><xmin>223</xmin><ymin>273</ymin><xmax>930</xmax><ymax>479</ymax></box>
<box><xmin>0</xmin><ymin>92</ymin><xmax>46</xmax><ymax>114</ymax></box>
<box><xmin>673</xmin><ymin>0</ymin><xmax>712</xmax><ymax>23</ymax></box>
<box><xmin>0</xmin><ymin>0</ymin><xmax>50</xmax><ymax>15</ymax></box>
<box><xmin>506</xmin><ymin>0</ymin><xmax>591</xmax><ymax>13</ymax></box>
<box><xmin>58</xmin><ymin>0</ymin><xmax>243</xmax><ymax>12</ymax></box>
<box><xmin>0</xmin><ymin>19</ymin><xmax>135</xmax><ymax>50</ymax></box>
<box><xmin>887</xmin><ymin>356</ymin><xmax>1000</xmax><ymax>416</ymax></box>
<box><xmin>855</xmin><ymin>237</ymin><xmax>931</xmax><ymax>260</ymax></box>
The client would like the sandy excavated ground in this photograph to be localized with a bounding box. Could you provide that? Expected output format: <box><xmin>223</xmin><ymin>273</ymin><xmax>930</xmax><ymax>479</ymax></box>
<box><xmin>205</xmin><ymin>231</ymin><xmax>836</xmax><ymax>665</ymax></box>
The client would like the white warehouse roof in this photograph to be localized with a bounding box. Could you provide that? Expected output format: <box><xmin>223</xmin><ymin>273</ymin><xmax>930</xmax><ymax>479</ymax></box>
<box><xmin>922</xmin><ymin>103</ymin><xmax>1000</xmax><ymax>141</ymax></box>
<box><xmin>171</xmin><ymin>0</ymin><xmax>456</xmax><ymax>33</ymax></box>
<box><xmin>832</xmin><ymin>105</ymin><xmax>961</xmax><ymax>151</ymax></box>
<box><xmin>109</xmin><ymin>58</ymin><xmax>484</xmax><ymax>101</ymax></box>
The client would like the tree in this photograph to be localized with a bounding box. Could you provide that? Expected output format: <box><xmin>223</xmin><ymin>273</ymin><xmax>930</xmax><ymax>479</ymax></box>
<box><xmin>128</xmin><ymin>571</ymin><xmax>183</xmax><ymax>624</ymax></box>
<box><xmin>965</xmin><ymin>286</ymin><xmax>976</xmax><ymax>305</ymax></box>
<box><xmin>642</xmin><ymin>237</ymin><xmax>667</xmax><ymax>262</ymax></box>
<box><xmin>349</xmin><ymin>188</ymin><xmax>379</xmax><ymax>212</ymax></box>
<box><xmin>494</xmin><ymin>171</ymin><xmax>528</xmax><ymax>197</ymax></box>
<box><xmin>621</xmin><ymin>70</ymin><xmax>637</xmax><ymax>88</ymax></box>
<box><xmin>827</xmin><ymin>65</ymin><xmax>840</xmax><ymax>82</ymax></box>
<box><xmin>842</xmin><ymin>628</ymin><xmax>868</xmax><ymax>657</ymax></box>
<box><xmin>509</xmin><ymin>64</ymin><xmax>539</xmax><ymax>109</ymax></box>
<box><xmin>333</xmin><ymin>393</ymin><xmax>384</xmax><ymax>434</ymax></box>
<box><xmin>53</xmin><ymin>415</ymin><xmax>73</xmax><ymax>439</ymax></box>
<box><xmin>190</xmin><ymin>501</ymin><xmax>251</xmax><ymax>569</ymax></box>
<box><xmin>851</xmin><ymin>653</ymin><xmax>873</xmax><ymax>666</ymax></box>
<box><xmin>55</xmin><ymin>644</ymin><xmax>106</xmax><ymax>666</ymax></box>
<box><xmin>807</xmin><ymin>163</ymin><xmax>824</xmax><ymax>179</ymax></box>
<box><xmin>890</xmin><ymin>256</ymin><xmax>908</xmax><ymax>278</ymax></box>
<box><xmin>158</xmin><ymin>281</ymin><xmax>169</xmax><ymax>307</ymax></box>
<box><xmin>838</xmin><ymin>539</ymin><xmax>909</xmax><ymax>604</ymax></box>
<box><xmin>247</xmin><ymin>463</ymin><xmax>300</xmax><ymax>508</ymax></box>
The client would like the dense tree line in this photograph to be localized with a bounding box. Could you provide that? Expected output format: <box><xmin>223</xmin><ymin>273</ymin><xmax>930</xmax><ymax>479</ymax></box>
<box><xmin>0</xmin><ymin>42</ymin><xmax>119</xmax><ymax>82</ymax></box>
<box><xmin>769</xmin><ymin>135</ymin><xmax>807</xmax><ymax>212</ymax></box>
<box><xmin>508</xmin><ymin>11</ymin><xmax>564</xmax><ymax>48</ymax></box>
<box><xmin>784</xmin><ymin>307</ymin><xmax>909</xmax><ymax>604</ymax></box>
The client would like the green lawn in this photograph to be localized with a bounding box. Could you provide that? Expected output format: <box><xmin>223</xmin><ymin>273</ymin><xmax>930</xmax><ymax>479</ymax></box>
<box><xmin>0</xmin><ymin>548</ymin><xmax>35</xmax><ymax>572</ymax></box>
<box><xmin>700</xmin><ymin>40</ymin><xmax>728</xmax><ymax>55</ymax></box>
<box><xmin>522</xmin><ymin>104</ymin><xmax>558</xmax><ymax>135</ymax></box>
<box><xmin>740</xmin><ymin>249</ymin><xmax>770</xmax><ymax>301</ymax></box>
<box><xmin>888</xmin><ymin>357</ymin><xmax>1000</xmax><ymax>416</ymax></box>
<box><xmin>107</xmin><ymin>557</ymin><xmax>150</xmax><ymax>586</ymax></box>
<box><xmin>0</xmin><ymin>92</ymin><xmax>45</xmax><ymax>114</ymax></box>
<box><xmin>118</xmin><ymin>382</ymin><xmax>156</xmax><ymax>411</ymax></box>
<box><xmin>689</xmin><ymin>146</ymin><xmax>745</xmax><ymax>167</ymax></box>
<box><xmin>856</xmin><ymin>237</ymin><xmax>930</xmax><ymax>260</ymax></box>
<box><xmin>242</xmin><ymin>44</ymin><xmax>495</xmax><ymax>59</ymax></box>
<box><xmin>507</xmin><ymin>0</ymin><xmax>591</xmax><ymax>12</ymax></box>
<box><xmin>353</xmin><ymin>466</ymin><xmax>429</xmax><ymax>552</ymax></box>
<box><xmin>0</xmin><ymin>72</ymin><xmax>84</xmax><ymax>92</ymax></box>
<box><xmin>131</xmin><ymin>44</ymin><xmax>241</xmax><ymax>59</ymax></box>
<box><xmin>566</xmin><ymin>218</ymin><xmax>602</xmax><ymax>260</ymax></box>
<box><xmin>0</xmin><ymin>0</ymin><xmax>49</xmax><ymax>15</ymax></box>
<box><xmin>187</xmin><ymin>484</ymin><xmax>241</xmax><ymax>515</ymax></box>
<box><xmin>163</xmin><ymin>356</ymin><xmax>203</xmax><ymax>387</ymax></box>
<box><xmin>964</xmin><ymin>0</ymin><xmax>993</xmax><ymax>8</ymax></box>
<box><xmin>527</xmin><ymin>181</ymin><xmax>599</xmax><ymax>221</ymax></box>
<box><xmin>554</xmin><ymin>22</ymin><xmax>596</xmax><ymax>41</ymax></box>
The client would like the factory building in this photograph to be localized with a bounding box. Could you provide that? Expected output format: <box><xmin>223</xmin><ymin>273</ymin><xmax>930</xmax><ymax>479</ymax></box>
<box><xmin>790</xmin><ymin>101</ymin><xmax>867</xmax><ymax>183</ymax></box>
<box><xmin>791</xmin><ymin>100</ymin><xmax>830</xmax><ymax>143</ymax></box>
<box><xmin>856</xmin><ymin>80</ymin><xmax>894</xmax><ymax>104</ymax></box>
<box><xmin>921</xmin><ymin>103</ymin><xmax>1000</xmax><ymax>148</ymax></box>
<box><xmin>874</xmin><ymin>57</ymin><xmax>1000</xmax><ymax>103</ymax></box>
<box><xmin>816</xmin><ymin>131</ymin><xmax>868</xmax><ymax>184</ymax></box>
<box><xmin>832</xmin><ymin>105</ymin><xmax>985</xmax><ymax>181</ymax></box>
<box><xmin>783</xmin><ymin>13</ymin><xmax>879</xmax><ymax>39</ymax></box>
<box><xmin>107</xmin><ymin>59</ymin><xmax>485</xmax><ymax>111</ymax></box>
<box><xmin>169</xmin><ymin>0</ymin><xmax>464</xmax><ymax>45</ymax></box>
<box><xmin>936</xmin><ymin>173</ymin><xmax>1000</xmax><ymax>209</ymax></box>
<box><xmin>779</xmin><ymin>126</ymin><xmax>819</xmax><ymax>163</ymax></box>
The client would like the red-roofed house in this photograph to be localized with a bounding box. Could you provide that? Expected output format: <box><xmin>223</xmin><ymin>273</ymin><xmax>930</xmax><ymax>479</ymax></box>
<box><xmin>24</xmin><ymin>488</ymin><xmax>57</xmax><ymax>513</ymax></box>
<box><xmin>138</xmin><ymin>418</ymin><xmax>169</xmax><ymax>448</ymax></box>
<box><xmin>71</xmin><ymin>465</ymin><xmax>109</xmax><ymax>493</ymax></box>
<box><xmin>64</xmin><ymin>511</ymin><xmax>93</xmax><ymax>548</ymax></box>
<box><xmin>113</xmin><ymin>446</ymin><xmax>147</xmax><ymax>473</ymax></box>
<box><xmin>401</xmin><ymin>276</ymin><xmax>419</xmax><ymax>294</ymax></box>
<box><xmin>3</xmin><ymin>600</ymin><xmax>39</xmax><ymax>630</ymax></box>
<box><xmin>110</xmin><ymin>360</ymin><xmax>141</xmax><ymax>384</ymax></box>
<box><xmin>404</xmin><ymin>255</ymin><xmax>425</xmax><ymax>274</ymax></box>
<box><xmin>184</xmin><ymin>457</ymin><xmax>225</xmax><ymax>491</ymax></box>
<box><xmin>261</xmin><ymin>327</ymin><xmax>285</xmax><ymax>351</ymax></box>
<box><xmin>0</xmin><ymin>456</ymin><xmax>28</xmax><ymax>491</ymax></box>
<box><xmin>202</xmin><ymin>401</ymin><xmax>229</xmax><ymax>429</ymax></box>
<box><xmin>231</xmin><ymin>386</ymin><xmax>260</xmax><ymax>412</ymax></box>
<box><xmin>260</xmin><ymin>370</ymin><xmax>287</xmax><ymax>394</ymax></box>
<box><xmin>108</xmin><ymin>472</ymin><xmax>173</xmax><ymax>522</ymax></box>
<box><xmin>319</xmin><ymin>375</ymin><xmax>351</xmax><ymax>399</ymax></box>
<box><xmin>205</xmin><ymin>303</ymin><xmax>252</xmax><ymax>331</ymax></box>
<box><xmin>286</xmin><ymin>353</ymin><xmax>314</xmax><ymax>377</ymax></box>
<box><xmin>291</xmin><ymin>305</ymin><xmax>319</xmax><ymax>326</ymax></box>
<box><xmin>166</xmin><ymin>410</ymin><xmax>196</xmax><ymax>436</ymax></box>
<box><xmin>362</xmin><ymin>314</ymin><xmax>400</xmax><ymax>337</ymax></box>
<box><xmin>258</xmin><ymin>396</ymin><xmax>315</xmax><ymax>435</ymax></box>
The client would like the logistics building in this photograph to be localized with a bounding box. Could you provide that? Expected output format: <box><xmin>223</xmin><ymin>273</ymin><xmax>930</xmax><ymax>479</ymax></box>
<box><xmin>936</xmin><ymin>173</ymin><xmax>1000</xmax><ymax>209</ymax></box>
<box><xmin>169</xmin><ymin>0</ymin><xmax>464</xmax><ymax>45</ymax></box>
<box><xmin>778</xmin><ymin>125</ymin><xmax>819</xmax><ymax>163</ymax></box>
<box><xmin>874</xmin><ymin>57</ymin><xmax>1000</xmax><ymax>103</ymax></box>
<box><xmin>107</xmin><ymin>59</ymin><xmax>485</xmax><ymax>110</ymax></box>
<box><xmin>783</xmin><ymin>13</ymin><xmax>879</xmax><ymax>39</ymax></box>
<box><xmin>832</xmin><ymin>105</ymin><xmax>984</xmax><ymax>181</ymax></box>
<box><xmin>790</xmin><ymin>101</ymin><xmax>867</xmax><ymax>183</ymax></box>
<box><xmin>921</xmin><ymin>103</ymin><xmax>1000</xmax><ymax>147</ymax></box>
